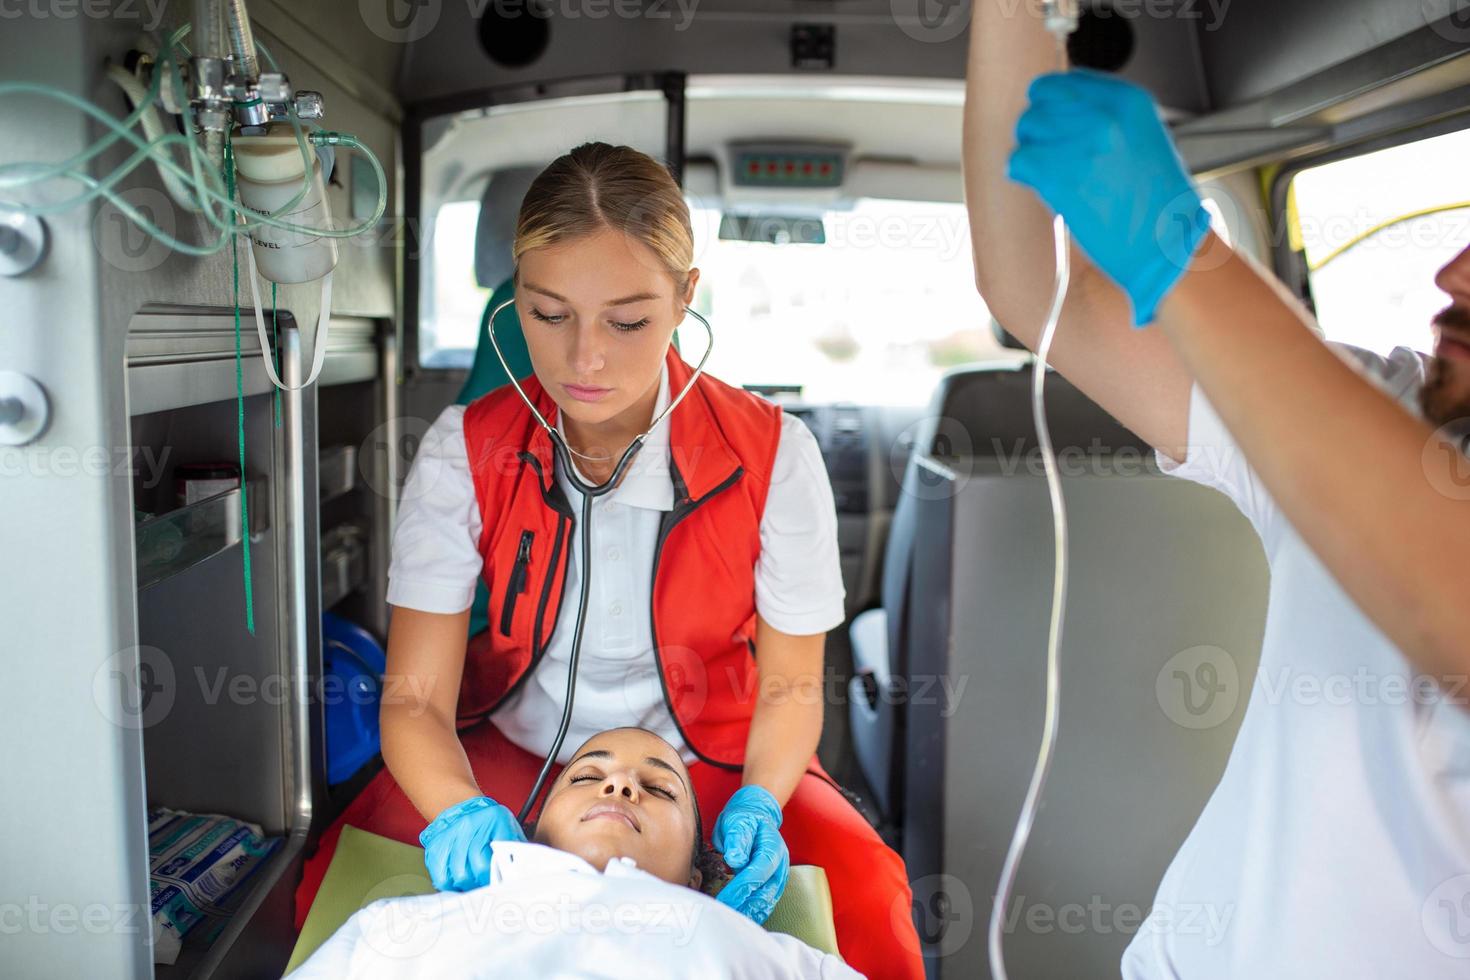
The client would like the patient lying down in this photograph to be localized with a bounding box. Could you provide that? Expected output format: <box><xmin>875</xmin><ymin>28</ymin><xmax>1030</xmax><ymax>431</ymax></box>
<box><xmin>288</xmin><ymin>727</ymin><xmax>863</xmax><ymax>979</ymax></box>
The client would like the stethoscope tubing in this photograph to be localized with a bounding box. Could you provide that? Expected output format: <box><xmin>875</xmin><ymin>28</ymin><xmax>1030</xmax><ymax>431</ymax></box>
<box><xmin>484</xmin><ymin>296</ymin><xmax>715</xmax><ymax>823</ymax></box>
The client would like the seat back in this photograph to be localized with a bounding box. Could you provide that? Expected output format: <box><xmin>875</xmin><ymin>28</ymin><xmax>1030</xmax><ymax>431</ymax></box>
<box><xmin>848</xmin><ymin>364</ymin><xmax>1150</xmax><ymax>822</ymax></box>
<box><xmin>899</xmin><ymin>442</ymin><xmax>1268</xmax><ymax>977</ymax></box>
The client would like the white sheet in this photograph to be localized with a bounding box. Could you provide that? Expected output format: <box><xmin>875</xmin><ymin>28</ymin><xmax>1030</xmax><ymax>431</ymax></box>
<box><xmin>287</xmin><ymin>842</ymin><xmax>864</xmax><ymax>979</ymax></box>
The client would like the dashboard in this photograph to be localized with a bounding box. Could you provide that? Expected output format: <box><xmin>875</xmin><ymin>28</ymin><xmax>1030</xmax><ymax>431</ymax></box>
<box><xmin>781</xmin><ymin>402</ymin><xmax>927</xmax><ymax>617</ymax></box>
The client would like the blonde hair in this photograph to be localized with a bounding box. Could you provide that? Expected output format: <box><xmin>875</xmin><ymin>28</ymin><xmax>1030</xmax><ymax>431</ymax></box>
<box><xmin>513</xmin><ymin>142</ymin><xmax>694</xmax><ymax>294</ymax></box>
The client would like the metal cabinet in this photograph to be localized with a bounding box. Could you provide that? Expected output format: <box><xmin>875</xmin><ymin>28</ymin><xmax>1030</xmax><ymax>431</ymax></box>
<box><xmin>122</xmin><ymin>309</ymin><xmax>387</xmax><ymax>978</ymax></box>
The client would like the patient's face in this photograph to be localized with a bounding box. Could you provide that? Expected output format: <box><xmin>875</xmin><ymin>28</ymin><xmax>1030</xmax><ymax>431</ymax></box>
<box><xmin>532</xmin><ymin>728</ymin><xmax>701</xmax><ymax>888</ymax></box>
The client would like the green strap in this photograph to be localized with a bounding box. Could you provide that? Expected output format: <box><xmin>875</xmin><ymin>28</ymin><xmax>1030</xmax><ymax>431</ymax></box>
<box><xmin>225</xmin><ymin>139</ymin><xmax>256</xmax><ymax>635</ymax></box>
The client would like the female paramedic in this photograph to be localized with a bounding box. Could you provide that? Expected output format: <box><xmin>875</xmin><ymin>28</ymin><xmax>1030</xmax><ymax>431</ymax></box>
<box><xmin>294</xmin><ymin>142</ymin><xmax>925</xmax><ymax>978</ymax></box>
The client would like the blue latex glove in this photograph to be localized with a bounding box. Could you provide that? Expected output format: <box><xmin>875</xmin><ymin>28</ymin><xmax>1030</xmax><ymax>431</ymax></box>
<box><xmin>1007</xmin><ymin>70</ymin><xmax>1213</xmax><ymax>327</ymax></box>
<box><xmin>712</xmin><ymin>785</ymin><xmax>789</xmax><ymax>924</ymax></box>
<box><xmin>419</xmin><ymin>795</ymin><xmax>526</xmax><ymax>892</ymax></box>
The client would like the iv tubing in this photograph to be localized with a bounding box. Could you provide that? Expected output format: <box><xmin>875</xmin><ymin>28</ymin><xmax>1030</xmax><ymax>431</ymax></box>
<box><xmin>986</xmin><ymin>24</ymin><xmax>1074</xmax><ymax>980</ymax></box>
<box><xmin>0</xmin><ymin>26</ymin><xmax>386</xmax><ymax>242</ymax></box>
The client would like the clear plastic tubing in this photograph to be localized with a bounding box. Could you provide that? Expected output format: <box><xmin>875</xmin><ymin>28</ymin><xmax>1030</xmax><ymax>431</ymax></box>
<box><xmin>986</xmin><ymin>17</ymin><xmax>1076</xmax><ymax>980</ymax></box>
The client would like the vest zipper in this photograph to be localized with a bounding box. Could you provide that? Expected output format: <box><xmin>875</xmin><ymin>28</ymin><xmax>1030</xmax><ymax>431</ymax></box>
<box><xmin>648</xmin><ymin>464</ymin><xmax>747</xmax><ymax>772</ymax></box>
<box><xmin>531</xmin><ymin>512</ymin><xmax>573</xmax><ymax>664</ymax></box>
<box><xmin>648</xmin><ymin>465</ymin><xmax>850</xmax><ymax>794</ymax></box>
<box><xmin>457</xmin><ymin>452</ymin><xmax>574</xmax><ymax>727</ymax></box>
<box><xmin>498</xmin><ymin>530</ymin><xmax>535</xmax><ymax>637</ymax></box>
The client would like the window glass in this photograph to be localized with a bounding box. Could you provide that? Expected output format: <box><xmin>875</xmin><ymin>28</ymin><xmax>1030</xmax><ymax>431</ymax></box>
<box><xmin>421</xmin><ymin>200</ymin><xmax>487</xmax><ymax>368</ymax></box>
<box><xmin>1291</xmin><ymin>127</ymin><xmax>1470</xmax><ymax>354</ymax></box>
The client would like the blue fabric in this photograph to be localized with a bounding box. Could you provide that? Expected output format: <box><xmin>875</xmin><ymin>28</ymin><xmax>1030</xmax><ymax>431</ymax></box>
<box><xmin>458</xmin><ymin>279</ymin><xmax>530</xmax><ymax>639</ymax></box>
<box><xmin>418</xmin><ymin>795</ymin><xmax>527</xmax><ymax>892</ymax></box>
<box><xmin>713</xmin><ymin>785</ymin><xmax>790</xmax><ymax>924</ymax></box>
<box><xmin>1007</xmin><ymin>70</ymin><xmax>1211</xmax><ymax>326</ymax></box>
<box><xmin>321</xmin><ymin>613</ymin><xmax>386</xmax><ymax>784</ymax></box>
<box><xmin>457</xmin><ymin>278</ymin><xmax>533</xmax><ymax>407</ymax></box>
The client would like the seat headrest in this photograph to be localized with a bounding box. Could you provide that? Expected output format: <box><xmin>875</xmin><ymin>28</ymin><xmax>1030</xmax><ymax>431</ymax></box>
<box><xmin>929</xmin><ymin>365</ymin><xmax>1151</xmax><ymax>458</ymax></box>
<box><xmin>474</xmin><ymin>166</ymin><xmax>542</xmax><ymax>289</ymax></box>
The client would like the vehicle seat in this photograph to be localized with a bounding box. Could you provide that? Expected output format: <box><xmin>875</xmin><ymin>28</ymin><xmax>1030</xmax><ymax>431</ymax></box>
<box><xmin>847</xmin><ymin>358</ymin><xmax>1148</xmax><ymax>822</ymax></box>
<box><xmin>883</xmin><ymin>341</ymin><xmax>1269</xmax><ymax>975</ymax></box>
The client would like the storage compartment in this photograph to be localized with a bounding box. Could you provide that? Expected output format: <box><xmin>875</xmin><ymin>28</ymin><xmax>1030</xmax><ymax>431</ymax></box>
<box><xmin>318</xmin><ymin>445</ymin><xmax>358</xmax><ymax>504</ymax></box>
<box><xmin>115</xmin><ymin>311</ymin><xmax>392</xmax><ymax>976</ymax></box>
<box><xmin>135</xmin><ymin>482</ymin><xmax>268</xmax><ymax>591</ymax></box>
<box><xmin>316</xmin><ymin>363</ymin><xmax>391</xmax><ymax>637</ymax></box>
<box><xmin>124</xmin><ymin>312</ymin><xmax>323</xmax><ymax>978</ymax></box>
<box><xmin>130</xmin><ymin>393</ymin><xmax>296</xmax><ymax>976</ymax></box>
<box><xmin>320</xmin><ymin>523</ymin><xmax>367</xmax><ymax>610</ymax></box>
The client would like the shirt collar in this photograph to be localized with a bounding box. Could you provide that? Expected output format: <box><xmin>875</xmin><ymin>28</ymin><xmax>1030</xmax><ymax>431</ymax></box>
<box><xmin>554</xmin><ymin>362</ymin><xmax>676</xmax><ymax>513</ymax></box>
<box><xmin>489</xmin><ymin>841</ymin><xmax>646</xmax><ymax>885</ymax></box>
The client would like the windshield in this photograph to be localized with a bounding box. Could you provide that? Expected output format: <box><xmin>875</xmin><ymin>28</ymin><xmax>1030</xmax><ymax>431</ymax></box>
<box><xmin>685</xmin><ymin>198</ymin><xmax>1004</xmax><ymax>405</ymax></box>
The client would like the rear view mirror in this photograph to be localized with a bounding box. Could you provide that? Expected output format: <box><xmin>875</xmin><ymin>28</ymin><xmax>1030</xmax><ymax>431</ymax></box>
<box><xmin>718</xmin><ymin>213</ymin><xmax>827</xmax><ymax>245</ymax></box>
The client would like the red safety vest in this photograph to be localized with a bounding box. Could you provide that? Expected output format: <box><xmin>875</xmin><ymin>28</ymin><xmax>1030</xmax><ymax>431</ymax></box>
<box><xmin>458</xmin><ymin>346</ymin><xmax>786</xmax><ymax>770</ymax></box>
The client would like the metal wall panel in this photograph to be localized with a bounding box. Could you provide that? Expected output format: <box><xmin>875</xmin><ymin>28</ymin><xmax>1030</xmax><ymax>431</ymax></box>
<box><xmin>1197</xmin><ymin>0</ymin><xmax>1464</xmax><ymax>107</ymax></box>
<box><xmin>396</xmin><ymin>0</ymin><xmax>1212</xmax><ymax>113</ymax></box>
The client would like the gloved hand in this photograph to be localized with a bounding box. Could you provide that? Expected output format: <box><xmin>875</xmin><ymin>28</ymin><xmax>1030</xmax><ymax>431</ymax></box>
<box><xmin>1007</xmin><ymin>69</ymin><xmax>1213</xmax><ymax>327</ymax></box>
<box><xmin>712</xmin><ymin>785</ymin><xmax>789</xmax><ymax>924</ymax></box>
<box><xmin>418</xmin><ymin>795</ymin><xmax>526</xmax><ymax>892</ymax></box>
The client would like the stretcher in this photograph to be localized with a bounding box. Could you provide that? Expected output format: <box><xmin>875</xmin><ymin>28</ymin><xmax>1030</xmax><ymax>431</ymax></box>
<box><xmin>285</xmin><ymin>825</ymin><xmax>842</xmax><ymax>973</ymax></box>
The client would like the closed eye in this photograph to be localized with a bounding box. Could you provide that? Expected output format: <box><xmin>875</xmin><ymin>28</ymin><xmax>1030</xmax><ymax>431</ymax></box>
<box><xmin>529</xmin><ymin>308</ymin><xmax>646</xmax><ymax>332</ymax></box>
<box><xmin>569</xmin><ymin>772</ymin><xmax>676</xmax><ymax>800</ymax></box>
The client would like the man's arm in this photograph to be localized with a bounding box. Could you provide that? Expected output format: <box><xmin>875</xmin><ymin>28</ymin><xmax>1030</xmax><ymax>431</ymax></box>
<box><xmin>964</xmin><ymin>0</ymin><xmax>1193</xmax><ymax>458</ymax></box>
<box><xmin>1159</xmin><ymin>234</ymin><xmax>1470</xmax><ymax>684</ymax></box>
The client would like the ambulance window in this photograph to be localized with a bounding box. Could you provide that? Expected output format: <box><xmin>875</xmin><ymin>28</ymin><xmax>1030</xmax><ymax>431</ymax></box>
<box><xmin>686</xmin><ymin>197</ymin><xmax>1009</xmax><ymax>405</ymax></box>
<box><xmin>416</xmin><ymin>90</ymin><xmax>665</xmax><ymax>369</ymax></box>
<box><xmin>421</xmin><ymin>199</ymin><xmax>487</xmax><ymax>368</ymax></box>
<box><xmin>1290</xmin><ymin>126</ymin><xmax>1470</xmax><ymax>355</ymax></box>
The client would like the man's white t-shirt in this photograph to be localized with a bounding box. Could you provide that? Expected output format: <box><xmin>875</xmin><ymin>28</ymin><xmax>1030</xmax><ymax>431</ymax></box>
<box><xmin>386</xmin><ymin>365</ymin><xmax>846</xmax><ymax>763</ymax></box>
<box><xmin>1122</xmin><ymin>346</ymin><xmax>1470</xmax><ymax>978</ymax></box>
<box><xmin>287</xmin><ymin>841</ymin><xmax>863</xmax><ymax>979</ymax></box>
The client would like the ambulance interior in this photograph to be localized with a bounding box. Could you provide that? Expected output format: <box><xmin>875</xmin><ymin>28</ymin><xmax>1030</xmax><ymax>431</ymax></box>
<box><xmin>4</xmin><ymin>0</ymin><xmax>1470</xmax><ymax>976</ymax></box>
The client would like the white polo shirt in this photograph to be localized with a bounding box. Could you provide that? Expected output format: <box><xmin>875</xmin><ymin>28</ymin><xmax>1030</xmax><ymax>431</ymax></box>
<box><xmin>387</xmin><ymin>365</ymin><xmax>846</xmax><ymax>763</ymax></box>
<box><xmin>1122</xmin><ymin>346</ymin><xmax>1470</xmax><ymax>979</ymax></box>
<box><xmin>288</xmin><ymin>841</ymin><xmax>862</xmax><ymax>979</ymax></box>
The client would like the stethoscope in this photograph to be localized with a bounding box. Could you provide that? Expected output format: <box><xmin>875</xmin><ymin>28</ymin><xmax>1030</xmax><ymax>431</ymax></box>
<box><xmin>483</xmin><ymin>295</ymin><xmax>716</xmax><ymax>824</ymax></box>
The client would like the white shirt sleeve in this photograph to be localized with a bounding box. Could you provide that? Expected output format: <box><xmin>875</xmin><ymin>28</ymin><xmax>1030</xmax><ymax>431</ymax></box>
<box><xmin>1154</xmin><ymin>343</ymin><xmax>1429</xmax><ymax>556</ymax></box>
<box><xmin>1154</xmin><ymin>383</ymin><xmax>1283</xmax><ymax>551</ymax></box>
<box><xmin>754</xmin><ymin>413</ymin><xmax>847</xmax><ymax>635</ymax></box>
<box><xmin>384</xmin><ymin>405</ymin><xmax>484</xmax><ymax>614</ymax></box>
